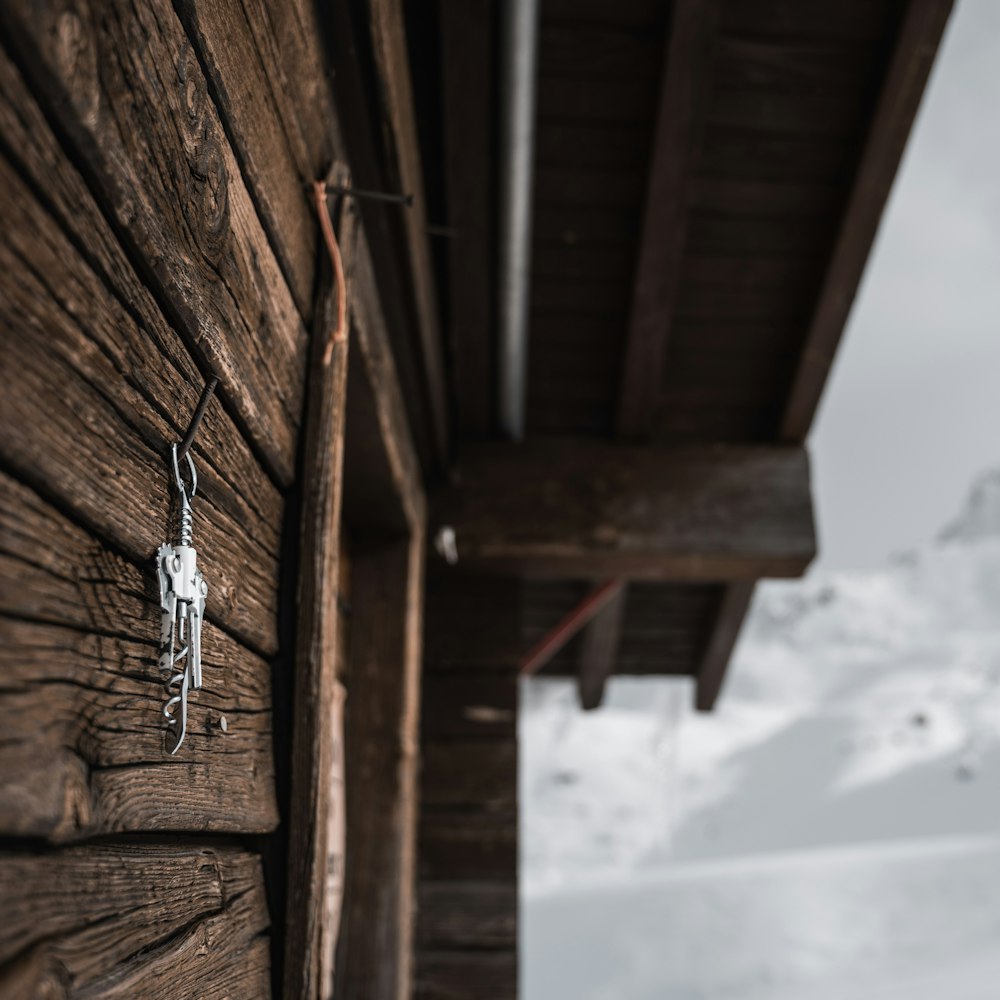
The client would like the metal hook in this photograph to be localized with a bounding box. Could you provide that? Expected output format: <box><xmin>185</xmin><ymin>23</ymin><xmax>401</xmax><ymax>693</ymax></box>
<box><xmin>171</xmin><ymin>442</ymin><xmax>198</xmax><ymax>501</ymax></box>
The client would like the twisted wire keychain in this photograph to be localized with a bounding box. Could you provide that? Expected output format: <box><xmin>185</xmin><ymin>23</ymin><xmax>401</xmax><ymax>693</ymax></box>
<box><xmin>157</xmin><ymin>378</ymin><xmax>215</xmax><ymax>754</ymax></box>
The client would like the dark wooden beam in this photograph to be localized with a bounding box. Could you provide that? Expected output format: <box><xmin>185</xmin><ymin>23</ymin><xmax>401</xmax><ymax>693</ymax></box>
<box><xmin>365</xmin><ymin>0</ymin><xmax>451</xmax><ymax>463</ymax></box>
<box><xmin>337</xmin><ymin>533</ymin><xmax>425</xmax><ymax>1000</ymax></box>
<box><xmin>577</xmin><ymin>585</ymin><xmax>628</xmax><ymax>710</ymax></box>
<box><xmin>432</xmin><ymin>440</ymin><xmax>815</xmax><ymax>580</ymax></box>
<box><xmin>779</xmin><ymin>0</ymin><xmax>954</xmax><ymax>441</ymax></box>
<box><xmin>284</xmin><ymin>190</ymin><xmax>355</xmax><ymax>1000</ymax></box>
<box><xmin>695</xmin><ymin>581</ymin><xmax>755</xmax><ymax>711</ymax></box>
<box><xmin>617</xmin><ymin>0</ymin><xmax>717</xmax><ymax>437</ymax></box>
<box><xmin>439</xmin><ymin>0</ymin><xmax>495</xmax><ymax>437</ymax></box>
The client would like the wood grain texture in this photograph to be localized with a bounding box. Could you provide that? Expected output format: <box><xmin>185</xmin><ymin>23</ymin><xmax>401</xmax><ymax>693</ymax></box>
<box><xmin>432</xmin><ymin>441</ymin><xmax>816</xmax><ymax>580</ymax></box>
<box><xmin>284</xmin><ymin>210</ymin><xmax>354</xmax><ymax>1000</ymax></box>
<box><xmin>415</xmin><ymin>950</ymin><xmax>517</xmax><ymax>1000</ymax></box>
<box><xmin>418</xmin><ymin>882</ymin><xmax>517</xmax><ymax>950</ymax></box>
<box><xmin>0</xmin><ymin>844</ymin><xmax>270</xmax><ymax>999</ymax></box>
<box><xmin>0</xmin><ymin>144</ymin><xmax>281</xmax><ymax>655</ymax></box>
<box><xmin>617</xmin><ymin>0</ymin><xmax>717</xmax><ymax>437</ymax></box>
<box><xmin>1</xmin><ymin>0</ymin><xmax>309</xmax><ymax>485</ymax></box>
<box><xmin>780</xmin><ymin>0</ymin><xmax>954</xmax><ymax>441</ymax></box>
<box><xmin>0</xmin><ymin>49</ymin><xmax>283</xmax><ymax>592</ymax></box>
<box><xmin>0</xmin><ymin>471</ymin><xmax>277</xmax><ymax>840</ymax></box>
<box><xmin>419</xmin><ymin>808</ymin><xmax>517</xmax><ymax>883</ymax></box>
<box><xmin>336</xmin><ymin>535</ymin><xmax>424</xmax><ymax>1000</ymax></box>
<box><xmin>173</xmin><ymin>0</ymin><xmax>320</xmax><ymax>318</ymax></box>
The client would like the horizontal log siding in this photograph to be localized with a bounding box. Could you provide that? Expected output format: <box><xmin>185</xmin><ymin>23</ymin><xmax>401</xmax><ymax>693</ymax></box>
<box><xmin>417</xmin><ymin>574</ymin><xmax>519</xmax><ymax>1000</ymax></box>
<box><xmin>0</xmin><ymin>0</ymin><xmax>353</xmax><ymax>991</ymax></box>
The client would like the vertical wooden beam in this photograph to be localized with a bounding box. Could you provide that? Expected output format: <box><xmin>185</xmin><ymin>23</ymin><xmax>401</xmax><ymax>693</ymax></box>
<box><xmin>577</xmin><ymin>585</ymin><xmax>628</xmax><ymax>710</ymax></box>
<box><xmin>617</xmin><ymin>0</ymin><xmax>717</xmax><ymax>437</ymax></box>
<box><xmin>695</xmin><ymin>581</ymin><xmax>755</xmax><ymax>712</ymax></box>
<box><xmin>284</xmin><ymin>190</ymin><xmax>356</xmax><ymax>1000</ymax></box>
<box><xmin>365</xmin><ymin>0</ymin><xmax>450</xmax><ymax>461</ymax></box>
<box><xmin>336</xmin><ymin>531</ymin><xmax>425</xmax><ymax>1000</ymax></box>
<box><xmin>439</xmin><ymin>0</ymin><xmax>495</xmax><ymax>437</ymax></box>
<box><xmin>779</xmin><ymin>0</ymin><xmax>954</xmax><ymax>441</ymax></box>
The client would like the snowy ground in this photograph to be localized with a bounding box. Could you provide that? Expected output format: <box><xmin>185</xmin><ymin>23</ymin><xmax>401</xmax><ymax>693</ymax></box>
<box><xmin>521</xmin><ymin>471</ymin><xmax>1000</xmax><ymax>997</ymax></box>
<box><xmin>524</xmin><ymin>837</ymin><xmax>1000</xmax><ymax>1000</ymax></box>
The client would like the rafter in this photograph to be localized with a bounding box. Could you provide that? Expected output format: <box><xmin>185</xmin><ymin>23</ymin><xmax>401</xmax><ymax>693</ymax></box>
<box><xmin>617</xmin><ymin>0</ymin><xmax>717</xmax><ymax>437</ymax></box>
<box><xmin>780</xmin><ymin>0</ymin><xmax>954</xmax><ymax>441</ymax></box>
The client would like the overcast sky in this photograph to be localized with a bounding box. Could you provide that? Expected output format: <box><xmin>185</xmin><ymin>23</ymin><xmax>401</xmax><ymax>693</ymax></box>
<box><xmin>810</xmin><ymin>0</ymin><xmax>1000</xmax><ymax>570</ymax></box>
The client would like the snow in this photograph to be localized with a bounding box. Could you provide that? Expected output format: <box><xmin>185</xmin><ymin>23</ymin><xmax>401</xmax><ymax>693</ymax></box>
<box><xmin>523</xmin><ymin>837</ymin><xmax>1000</xmax><ymax>1000</ymax></box>
<box><xmin>521</xmin><ymin>472</ymin><xmax>1000</xmax><ymax>997</ymax></box>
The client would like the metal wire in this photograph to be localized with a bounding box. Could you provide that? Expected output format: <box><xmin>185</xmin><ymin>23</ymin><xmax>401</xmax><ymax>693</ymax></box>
<box><xmin>176</xmin><ymin>376</ymin><xmax>219</xmax><ymax>460</ymax></box>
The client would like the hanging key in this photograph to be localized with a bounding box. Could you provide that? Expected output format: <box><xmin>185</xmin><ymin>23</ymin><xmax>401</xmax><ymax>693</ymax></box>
<box><xmin>157</xmin><ymin>443</ymin><xmax>208</xmax><ymax>754</ymax></box>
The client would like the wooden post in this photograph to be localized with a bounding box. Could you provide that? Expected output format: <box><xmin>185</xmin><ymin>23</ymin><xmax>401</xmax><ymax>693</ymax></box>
<box><xmin>284</xmin><ymin>183</ymin><xmax>356</xmax><ymax>1000</ymax></box>
<box><xmin>336</xmin><ymin>532</ymin><xmax>425</xmax><ymax>999</ymax></box>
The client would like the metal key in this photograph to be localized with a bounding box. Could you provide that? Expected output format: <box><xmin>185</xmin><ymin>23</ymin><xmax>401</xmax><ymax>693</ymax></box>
<box><xmin>157</xmin><ymin>443</ymin><xmax>208</xmax><ymax>754</ymax></box>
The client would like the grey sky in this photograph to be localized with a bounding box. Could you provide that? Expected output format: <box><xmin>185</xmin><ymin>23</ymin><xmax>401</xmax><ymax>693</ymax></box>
<box><xmin>810</xmin><ymin>0</ymin><xmax>1000</xmax><ymax>570</ymax></box>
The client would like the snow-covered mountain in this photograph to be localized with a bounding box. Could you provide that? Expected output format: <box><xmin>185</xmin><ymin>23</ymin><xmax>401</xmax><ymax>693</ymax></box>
<box><xmin>522</xmin><ymin>468</ymin><xmax>1000</xmax><ymax>998</ymax></box>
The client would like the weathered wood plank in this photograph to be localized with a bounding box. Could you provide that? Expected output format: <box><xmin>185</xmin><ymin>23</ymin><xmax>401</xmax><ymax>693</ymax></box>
<box><xmin>421</xmin><ymin>740</ymin><xmax>518</xmax><ymax>810</ymax></box>
<box><xmin>577</xmin><ymin>585</ymin><xmax>627</xmax><ymax>709</ymax></box>
<box><xmin>366</xmin><ymin>0</ymin><xmax>450</xmax><ymax>461</ymax></box>
<box><xmin>617</xmin><ymin>0</ymin><xmax>717</xmax><ymax>437</ymax></box>
<box><xmin>337</xmin><ymin>534</ymin><xmax>425</xmax><ymax>1000</ymax></box>
<box><xmin>418</xmin><ymin>882</ymin><xmax>517</xmax><ymax>950</ymax></box>
<box><xmin>439</xmin><ymin>0</ymin><xmax>495</xmax><ymax>437</ymax></box>
<box><xmin>780</xmin><ymin>0</ymin><xmax>954</xmax><ymax>441</ymax></box>
<box><xmin>431</xmin><ymin>441</ymin><xmax>816</xmax><ymax>580</ymax></box>
<box><xmin>323</xmin><ymin>2</ymin><xmax>439</xmax><ymax>472</ymax></box>
<box><xmin>0</xmin><ymin>472</ymin><xmax>277</xmax><ymax>840</ymax></box>
<box><xmin>415</xmin><ymin>950</ymin><xmax>517</xmax><ymax>1000</ymax></box>
<box><xmin>0</xmin><ymin>146</ymin><xmax>281</xmax><ymax>654</ymax></box>
<box><xmin>284</xmin><ymin>214</ymin><xmax>354</xmax><ymax>1000</ymax></box>
<box><xmin>0</xmin><ymin>845</ymin><xmax>270</xmax><ymax>999</ymax></box>
<box><xmin>234</xmin><ymin>0</ymin><xmax>344</xmax><ymax>177</ymax></box>
<box><xmin>695</xmin><ymin>581</ymin><xmax>755</xmax><ymax>711</ymax></box>
<box><xmin>1</xmin><ymin>0</ymin><xmax>309</xmax><ymax>484</ymax></box>
<box><xmin>350</xmin><ymin>223</ymin><xmax>428</xmax><ymax>531</ymax></box>
<box><xmin>173</xmin><ymin>0</ymin><xmax>320</xmax><ymax>318</ymax></box>
<box><xmin>422</xmin><ymin>674</ymin><xmax>517</xmax><ymax>739</ymax></box>
<box><xmin>0</xmin><ymin>48</ymin><xmax>282</xmax><ymax>549</ymax></box>
<box><xmin>419</xmin><ymin>808</ymin><xmax>518</xmax><ymax>882</ymax></box>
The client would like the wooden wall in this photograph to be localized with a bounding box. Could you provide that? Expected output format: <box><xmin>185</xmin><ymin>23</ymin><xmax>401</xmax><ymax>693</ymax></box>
<box><xmin>0</xmin><ymin>0</ymin><xmax>427</xmax><ymax>996</ymax></box>
<box><xmin>416</xmin><ymin>575</ymin><xmax>520</xmax><ymax>1000</ymax></box>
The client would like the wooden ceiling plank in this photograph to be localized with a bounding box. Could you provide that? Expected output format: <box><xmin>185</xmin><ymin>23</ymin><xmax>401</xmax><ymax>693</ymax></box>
<box><xmin>432</xmin><ymin>440</ymin><xmax>816</xmax><ymax>581</ymax></box>
<box><xmin>779</xmin><ymin>0</ymin><xmax>955</xmax><ymax>442</ymax></box>
<box><xmin>617</xmin><ymin>0</ymin><xmax>718</xmax><ymax>437</ymax></box>
<box><xmin>577</xmin><ymin>585</ymin><xmax>628</xmax><ymax>710</ymax></box>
